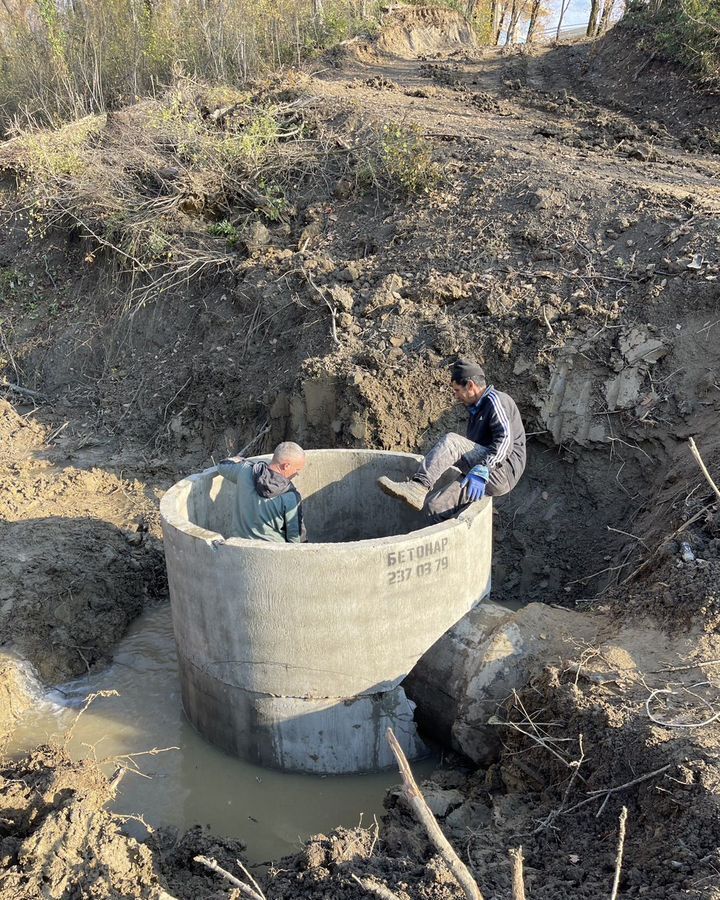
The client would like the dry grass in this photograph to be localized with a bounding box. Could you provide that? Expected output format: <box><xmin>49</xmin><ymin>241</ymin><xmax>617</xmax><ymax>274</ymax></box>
<box><xmin>0</xmin><ymin>76</ymin><xmax>443</xmax><ymax>315</ymax></box>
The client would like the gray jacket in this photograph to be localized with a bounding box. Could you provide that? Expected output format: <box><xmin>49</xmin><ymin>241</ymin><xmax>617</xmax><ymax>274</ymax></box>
<box><xmin>216</xmin><ymin>457</ymin><xmax>305</xmax><ymax>543</ymax></box>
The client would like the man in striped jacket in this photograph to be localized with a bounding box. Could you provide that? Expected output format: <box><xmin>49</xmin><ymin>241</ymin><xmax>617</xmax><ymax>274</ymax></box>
<box><xmin>378</xmin><ymin>359</ymin><xmax>526</xmax><ymax>521</ymax></box>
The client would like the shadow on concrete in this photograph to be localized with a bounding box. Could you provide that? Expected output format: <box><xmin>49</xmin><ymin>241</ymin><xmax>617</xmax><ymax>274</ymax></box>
<box><xmin>184</xmin><ymin>454</ymin><xmax>430</xmax><ymax>542</ymax></box>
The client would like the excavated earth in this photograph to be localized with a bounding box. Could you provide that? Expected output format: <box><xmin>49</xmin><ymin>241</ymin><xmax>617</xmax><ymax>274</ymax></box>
<box><xmin>1</xmin><ymin>11</ymin><xmax>719</xmax><ymax>900</ymax></box>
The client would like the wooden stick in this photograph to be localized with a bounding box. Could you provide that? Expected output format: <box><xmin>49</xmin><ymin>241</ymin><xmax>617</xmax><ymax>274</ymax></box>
<box><xmin>561</xmin><ymin>764</ymin><xmax>671</xmax><ymax>817</ymax></box>
<box><xmin>624</xmin><ymin>435</ymin><xmax>720</xmax><ymax>586</ymax></box>
<box><xmin>509</xmin><ymin>847</ymin><xmax>527</xmax><ymax>900</ymax></box>
<box><xmin>619</xmin><ymin>507</ymin><xmax>707</xmax><ymax>585</ymax></box>
<box><xmin>351</xmin><ymin>874</ymin><xmax>402</xmax><ymax>900</ymax></box>
<box><xmin>689</xmin><ymin>437</ymin><xmax>720</xmax><ymax>504</ymax></box>
<box><xmin>0</xmin><ymin>378</ymin><xmax>46</xmax><ymax>400</ymax></box>
<box><xmin>193</xmin><ymin>856</ymin><xmax>265</xmax><ymax>900</ymax></box>
<box><xmin>609</xmin><ymin>807</ymin><xmax>628</xmax><ymax>900</ymax></box>
<box><xmin>386</xmin><ymin>728</ymin><xmax>484</xmax><ymax>900</ymax></box>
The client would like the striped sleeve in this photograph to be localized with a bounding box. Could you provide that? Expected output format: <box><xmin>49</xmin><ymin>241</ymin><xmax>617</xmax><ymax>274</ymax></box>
<box><xmin>483</xmin><ymin>390</ymin><xmax>512</xmax><ymax>469</ymax></box>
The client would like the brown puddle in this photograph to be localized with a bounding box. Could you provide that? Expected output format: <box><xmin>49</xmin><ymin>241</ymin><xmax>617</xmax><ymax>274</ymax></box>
<box><xmin>6</xmin><ymin>604</ymin><xmax>435</xmax><ymax>861</ymax></box>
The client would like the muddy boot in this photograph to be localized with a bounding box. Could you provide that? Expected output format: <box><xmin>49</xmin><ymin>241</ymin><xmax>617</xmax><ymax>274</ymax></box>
<box><xmin>377</xmin><ymin>477</ymin><xmax>428</xmax><ymax>511</ymax></box>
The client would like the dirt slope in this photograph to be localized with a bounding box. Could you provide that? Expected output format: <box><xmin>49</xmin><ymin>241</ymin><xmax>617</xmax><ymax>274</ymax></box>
<box><xmin>0</xmin><ymin>20</ymin><xmax>719</xmax><ymax>900</ymax></box>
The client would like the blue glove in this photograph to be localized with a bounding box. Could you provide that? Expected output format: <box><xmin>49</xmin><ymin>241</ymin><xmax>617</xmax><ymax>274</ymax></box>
<box><xmin>461</xmin><ymin>465</ymin><xmax>489</xmax><ymax>502</ymax></box>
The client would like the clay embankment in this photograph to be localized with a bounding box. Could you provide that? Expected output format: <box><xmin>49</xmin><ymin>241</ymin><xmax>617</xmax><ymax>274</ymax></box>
<box><xmin>1</xmin><ymin>10</ymin><xmax>720</xmax><ymax>899</ymax></box>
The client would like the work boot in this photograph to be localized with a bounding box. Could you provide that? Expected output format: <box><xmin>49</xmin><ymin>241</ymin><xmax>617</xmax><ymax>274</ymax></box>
<box><xmin>377</xmin><ymin>477</ymin><xmax>428</xmax><ymax>511</ymax></box>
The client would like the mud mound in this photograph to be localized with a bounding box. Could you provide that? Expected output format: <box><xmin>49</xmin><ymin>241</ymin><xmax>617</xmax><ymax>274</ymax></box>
<box><xmin>376</xmin><ymin>6</ymin><xmax>477</xmax><ymax>60</ymax></box>
<box><xmin>269</xmin><ymin>825</ymin><xmax>464</xmax><ymax>899</ymax></box>
<box><xmin>150</xmin><ymin>825</ymin><xmax>249</xmax><ymax>900</ymax></box>
<box><xmin>0</xmin><ymin>398</ymin><xmax>44</xmax><ymax>462</ymax></box>
<box><xmin>0</xmin><ymin>746</ymin><xmax>167</xmax><ymax>899</ymax></box>
<box><xmin>0</xmin><ymin>517</ymin><xmax>163</xmax><ymax>683</ymax></box>
<box><xmin>0</xmin><ymin>658</ymin><xmax>34</xmax><ymax>739</ymax></box>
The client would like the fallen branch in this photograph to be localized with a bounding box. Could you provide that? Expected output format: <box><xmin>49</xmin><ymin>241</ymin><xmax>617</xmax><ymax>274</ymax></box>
<box><xmin>542</xmin><ymin>305</ymin><xmax>554</xmax><ymax>336</ymax></box>
<box><xmin>509</xmin><ymin>847</ymin><xmax>526</xmax><ymax>900</ymax></box>
<box><xmin>351</xmin><ymin>874</ymin><xmax>402</xmax><ymax>900</ymax></box>
<box><xmin>488</xmin><ymin>714</ymin><xmax>578</xmax><ymax>772</ymax></box>
<box><xmin>0</xmin><ymin>378</ymin><xmax>47</xmax><ymax>400</ymax></box>
<box><xmin>688</xmin><ymin>436</ymin><xmax>720</xmax><ymax>504</ymax></box>
<box><xmin>622</xmin><ymin>437</ymin><xmax>720</xmax><ymax>585</ymax></box>
<box><xmin>236</xmin><ymin>859</ymin><xmax>268</xmax><ymax>900</ymax></box>
<box><xmin>561</xmin><ymin>764</ymin><xmax>671</xmax><ymax>819</ymax></box>
<box><xmin>194</xmin><ymin>856</ymin><xmax>265</xmax><ymax>900</ymax></box>
<box><xmin>653</xmin><ymin>658</ymin><xmax>720</xmax><ymax>673</ymax></box>
<box><xmin>533</xmin><ymin>733</ymin><xmax>586</xmax><ymax>833</ymax></box>
<box><xmin>633</xmin><ymin>51</ymin><xmax>656</xmax><ymax>82</ymax></box>
<box><xmin>64</xmin><ymin>690</ymin><xmax>120</xmax><ymax>747</ymax></box>
<box><xmin>306</xmin><ymin>273</ymin><xmax>340</xmax><ymax>346</ymax></box>
<box><xmin>237</xmin><ymin>420</ymin><xmax>271</xmax><ymax>458</ymax></box>
<box><xmin>386</xmin><ymin>728</ymin><xmax>483</xmax><ymax>900</ymax></box>
<box><xmin>619</xmin><ymin>506</ymin><xmax>708</xmax><ymax>585</ymax></box>
<box><xmin>609</xmin><ymin>807</ymin><xmax>628</xmax><ymax>900</ymax></box>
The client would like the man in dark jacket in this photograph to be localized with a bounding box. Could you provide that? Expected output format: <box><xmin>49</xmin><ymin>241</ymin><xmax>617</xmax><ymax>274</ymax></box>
<box><xmin>217</xmin><ymin>441</ymin><xmax>306</xmax><ymax>542</ymax></box>
<box><xmin>378</xmin><ymin>360</ymin><xmax>526</xmax><ymax>521</ymax></box>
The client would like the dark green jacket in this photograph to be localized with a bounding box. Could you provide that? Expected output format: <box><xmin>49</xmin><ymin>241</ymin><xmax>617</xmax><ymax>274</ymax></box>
<box><xmin>217</xmin><ymin>458</ymin><xmax>304</xmax><ymax>543</ymax></box>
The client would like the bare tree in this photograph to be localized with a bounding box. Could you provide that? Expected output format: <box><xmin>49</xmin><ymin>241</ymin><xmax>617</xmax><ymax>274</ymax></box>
<box><xmin>587</xmin><ymin>0</ymin><xmax>602</xmax><ymax>36</ymax></box>
<box><xmin>525</xmin><ymin>0</ymin><xmax>546</xmax><ymax>42</ymax></box>
<box><xmin>556</xmin><ymin>0</ymin><xmax>572</xmax><ymax>39</ymax></box>
<box><xmin>598</xmin><ymin>0</ymin><xmax>617</xmax><ymax>34</ymax></box>
<box><xmin>494</xmin><ymin>0</ymin><xmax>510</xmax><ymax>44</ymax></box>
<box><xmin>490</xmin><ymin>0</ymin><xmax>501</xmax><ymax>39</ymax></box>
<box><xmin>506</xmin><ymin>0</ymin><xmax>530</xmax><ymax>44</ymax></box>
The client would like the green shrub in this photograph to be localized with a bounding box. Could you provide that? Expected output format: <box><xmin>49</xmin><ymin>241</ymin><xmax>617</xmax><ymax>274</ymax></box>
<box><xmin>357</xmin><ymin>122</ymin><xmax>443</xmax><ymax>196</ymax></box>
<box><xmin>626</xmin><ymin>0</ymin><xmax>720</xmax><ymax>85</ymax></box>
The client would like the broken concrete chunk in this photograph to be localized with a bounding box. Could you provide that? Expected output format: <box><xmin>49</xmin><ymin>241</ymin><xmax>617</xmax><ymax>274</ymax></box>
<box><xmin>604</xmin><ymin>366</ymin><xmax>645</xmax><ymax>411</ymax></box>
<box><xmin>619</xmin><ymin>327</ymin><xmax>667</xmax><ymax>366</ymax></box>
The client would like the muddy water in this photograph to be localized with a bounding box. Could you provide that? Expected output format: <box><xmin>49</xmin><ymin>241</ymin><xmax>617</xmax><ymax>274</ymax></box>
<box><xmin>9</xmin><ymin>604</ymin><xmax>435</xmax><ymax>862</ymax></box>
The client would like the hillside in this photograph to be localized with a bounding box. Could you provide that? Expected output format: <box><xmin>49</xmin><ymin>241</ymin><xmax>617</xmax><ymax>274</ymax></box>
<box><xmin>0</xmin><ymin>7</ymin><xmax>719</xmax><ymax>899</ymax></box>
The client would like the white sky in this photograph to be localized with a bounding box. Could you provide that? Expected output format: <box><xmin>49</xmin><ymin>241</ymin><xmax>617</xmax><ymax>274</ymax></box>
<box><xmin>538</xmin><ymin>0</ymin><xmax>592</xmax><ymax>34</ymax></box>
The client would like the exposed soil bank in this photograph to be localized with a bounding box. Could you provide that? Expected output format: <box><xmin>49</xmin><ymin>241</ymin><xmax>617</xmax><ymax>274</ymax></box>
<box><xmin>1</xmin><ymin>16</ymin><xmax>719</xmax><ymax>900</ymax></box>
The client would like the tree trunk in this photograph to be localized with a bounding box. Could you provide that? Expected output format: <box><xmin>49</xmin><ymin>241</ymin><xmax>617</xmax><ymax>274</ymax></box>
<box><xmin>587</xmin><ymin>0</ymin><xmax>602</xmax><ymax>36</ymax></box>
<box><xmin>556</xmin><ymin>0</ymin><xmax>571</xmax><ymax>40</ymax></box>
<box><xmin>598</xmin><ymin>0</ymin><xmax>616</xmax><ymax>34</ymax></box>
<box><xmin>525</xmin><ymin>0</ymin><xmax>543</xmax><ymax>43</ymax></box>
<box><xmin>494</xmin><ymin>0</ymin><xmax>509</xmax><ymax>44</ymax></box>
<box><xmin>506</xmin><ymin>0</ymin><xmax>527</xmax><ymax>44</ymax></box>
<box><xmin>490</xmin><ymin>0</ymin><xmax>499</xmax><ymax>37</ymax></box>
<box><xmin>313</xmin><ymin>0</ymin><xmax>324</xmax><ymax>21</ymax></box>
